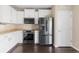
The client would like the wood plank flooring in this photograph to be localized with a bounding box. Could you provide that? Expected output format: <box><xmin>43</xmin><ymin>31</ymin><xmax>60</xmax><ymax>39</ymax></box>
<box><xmin>9</xmin><ymin>44</ymin><xmax>78</xmax><ymax>53</ymax></box>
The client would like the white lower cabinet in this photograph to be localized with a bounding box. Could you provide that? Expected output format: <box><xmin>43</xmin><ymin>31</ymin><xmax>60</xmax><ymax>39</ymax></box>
<box><xmin>0</xmin><ymin>34</ymin><xmax>9</xmax><ymax>53</ymax></box>
<box><xmin>0</xmin><ymin>32</ymin><xmax>18</xmax><ymax>53</ymax></box>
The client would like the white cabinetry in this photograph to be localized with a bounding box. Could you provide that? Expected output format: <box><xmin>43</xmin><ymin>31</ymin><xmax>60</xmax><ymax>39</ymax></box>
<box><xmin>0</xmin><ymin>5</ymin><xmax>19</xmax><ymax>53</ymax></box>
<box><xmin>0</xmin><ymin>32</ymin><xmax>18</xmax><ymax>53</ymax></box>
<box><xmin>16</xmin><ymin>11</ymin><xmax>24</xmax><ymax>43</ymax></box>
<box><xmin>0</xmin><ymin>5</ymin><xmax>17</xmax><ymax>23</ymax></box>
<box><xmin>11</xmin><ymin>7</ymin><xmax>17</xmax><ymax>23</ymax></box>
<box><xmin>24</xmin><ymin>9</ymin><xmax>51</xmax><ymax>18</ymax></box>
<box><xmin>38</xmin><ymin>9</ymin><xmax>51</xmax><ymax>17</ymax></box>
<box><xmin>0</xmin><ymin>6</ymin><xmax>11</xmax><ymax>23</ymax></box>
<box><xmin>17</xmin><ymin>11</ymin><xmax>24</xmax><ymax>24</ymax></box>
<box><xmin>24</xmin><ymin>9</ymin><xmax>35</xmax><ymax>18</ymax></box>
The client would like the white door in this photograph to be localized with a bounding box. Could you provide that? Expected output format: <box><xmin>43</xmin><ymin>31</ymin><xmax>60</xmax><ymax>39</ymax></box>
<box><xmin>55</xmin><ymin>11</ymin><xmax>72</xmax><ymax>47</ymax></box>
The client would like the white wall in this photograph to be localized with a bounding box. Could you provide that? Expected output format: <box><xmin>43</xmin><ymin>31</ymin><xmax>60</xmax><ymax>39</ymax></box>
<box><xmin>0</xmin><ymin>5</ymin><xmax>21</xmax><ymax>53</ymax></box>
<box><xmin>72</xmin><ymin>6</ymin><xmax>79</xmax><ymax>51</ymax></box>
<box><xmin>54</xmin><ymin>6</ymin><xmax>72</xmax><ymax>47</ymax></box>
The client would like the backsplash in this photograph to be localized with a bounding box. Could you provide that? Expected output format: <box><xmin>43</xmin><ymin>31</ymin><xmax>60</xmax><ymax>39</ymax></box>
<box><xmin>0</xmin><ymin>23</ymin><xmax>39</xmax><ymax>34</ymax></box>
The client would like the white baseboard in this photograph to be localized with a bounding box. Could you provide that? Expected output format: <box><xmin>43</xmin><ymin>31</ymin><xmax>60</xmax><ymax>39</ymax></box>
<box><xmin>71</xmin><ymin>45</ymin><xmax>79</xmax><ymax>51</ymax></box>
<box><xmin>54</xmin><ymin>44</ymin><xmax>59</xmax><ymax>47</ymax></box>
<box><xmin>54</xmin><ymin>44</ymin><xmax>72</xmax><ymax>48</ymax></box>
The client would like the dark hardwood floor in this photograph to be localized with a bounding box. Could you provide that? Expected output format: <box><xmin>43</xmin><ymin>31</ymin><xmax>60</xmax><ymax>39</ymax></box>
<box><xmin>9</xmin><ymin>44</ymin><xmax>78</xmax><ymax>53</ymax></box>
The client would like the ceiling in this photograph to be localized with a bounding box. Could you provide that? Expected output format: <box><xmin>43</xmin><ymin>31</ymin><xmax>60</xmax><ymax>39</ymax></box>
<box><xmin>11</xmin><ymin>5</ymin><xmax>53</xmax><ymax>11</ymax></box>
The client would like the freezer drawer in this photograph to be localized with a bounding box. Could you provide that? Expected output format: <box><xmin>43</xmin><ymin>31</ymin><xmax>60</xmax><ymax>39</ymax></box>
<box><xmin>39</xmin><ymin>35</ymin><xmax>49</xmax><ymax>45</ymax></box>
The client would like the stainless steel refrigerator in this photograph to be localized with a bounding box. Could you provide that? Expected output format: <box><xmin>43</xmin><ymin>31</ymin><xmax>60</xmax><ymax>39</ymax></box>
<box><xmin>39</xmin><ymin>16</ymin><xmax>54</xmax><ymax>45</ymax></box>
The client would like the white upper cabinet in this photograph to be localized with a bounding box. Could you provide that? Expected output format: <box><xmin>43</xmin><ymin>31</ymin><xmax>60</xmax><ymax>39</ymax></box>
<box><xmin>24</xmin><ymin>9</ymin><xmax>51</xmax><ymax>18</ymax></box>
<box><xmin>11</xmin><ymin>7</ymin><xmax>17</xmax><ymax>23</ymax></box>
<box><xmin>38</xmin><ymin>9</ymin><xmax>51</xmax><ymax>17</ymax></box>
<box><xmin>16</xmin><ymin>11</ymin><xmax>24</xmax><ymax>24</ymax></box>
<box><xmin>24</xmin><ymin>9</ymin><xmax>35</xmax><ymax>18</ymax></box>
<box><xmin>0</xmin><ymin>5</ymin><xmax>17</xmax><ymax>23</ymax></box>
<box><xmin>0</xmin><ymin>6</ymin><xmax>11</xmax><ymax>23</ymax></box>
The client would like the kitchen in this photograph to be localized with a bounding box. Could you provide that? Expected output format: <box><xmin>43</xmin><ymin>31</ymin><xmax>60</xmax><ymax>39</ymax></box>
<box><xmin>0</xmin><ymin>5</ymin><xmax>77</xmax><ymax>53</ymax></box>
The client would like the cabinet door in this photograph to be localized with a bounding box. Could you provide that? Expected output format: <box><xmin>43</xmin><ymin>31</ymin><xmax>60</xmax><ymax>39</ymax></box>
<box><xmin>24</xmin><ymin>9</ymin><xmax>35</xmax><ymax>18</ymax></box>
<box><xmin>38</xmin><ymin>9</ymin><xmax>51</xmax><ymax>17</ymax></box>
<box><xmin>0</xmin><ymin>34</ymin><xmax>9</xmax><ymax>53</ymax></box>
<box><xmin>10</xmin><ymin>7</ymin><xmax>17</xmax><ymax>23</ymax></box>
<box><xmin>16</xmin><ymin>11</ymin><xmax>24</xmax><ymax>24</ymax></box>
<box><xmin>0</xmin><ymin>6</ymin><xmax>11</xmax><ymax>23</ymax></box>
